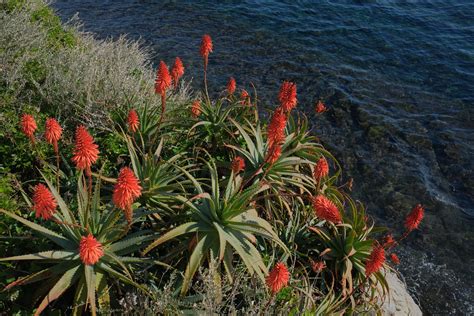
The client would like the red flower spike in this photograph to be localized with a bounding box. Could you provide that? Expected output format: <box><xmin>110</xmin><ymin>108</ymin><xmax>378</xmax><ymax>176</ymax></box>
<box><xmin>315</xmin><ymin>100</ymin><xmax>327</xmax><ymax>113</ymax></box>
<box><xmin>311</xmin><ymin>260</ymin><xmax>326</xmax><ymax>273</ymax></box>
<box><xmin>155</xmin><ymin>61</ymin><xmax>172</xmax><ymax>96</ymax></box>
<box><xmin>278</xmin><ymin>81</ymin><xmax>297</xmax><ymax>112</ymax></box>
<box><xmin>240</xmin><ymin>89</ymin><xmax>251</xmax><ymax>106</ymax></box>
<box><xmin>313</xmin><ymin>156</ymin><xmax>329</xmax><ymax>181</ymax></box>
<box><xmin>112</xmin><ymin>167</ymin><xmax>142</xmax><ymax>223</ymax></box>
<box><xmin>383</xmin><ymin>234</ymin><xmax>396</xmax><ymax>248</ymax></box>
<box><xmin>171</xmin><ymin>57</ymin><xmax>185</xmax><ymax>88</ymax></box>
<box><xmin>312</xmin><ymin>195</ymin><xmax>342</xmax><ymax>224</ymax></box>
<box><xmin>365</xmin><ymin>244</ymin><xmax>385</xmax><ymax>276</ymax></box>
<box><xmin>265</xmin><ymin>144</ymin><xmax>281</xmax><ymax>165</ymax></box>
<box><xmin>405</xmin><ymin>204</ymin><xmax>424</xmax><ymax>232</ymax></box>
<box><xmin>71</xmin><ymin>125</ymin><xmax>99</xmax><ymax>176</ymax></box>
<box><xmin>227</xmin><ymin>77</ymin><xmax>236</xmax><ymax>95</ymax></box>
<box><xmin>266</xmin><ymin>262</ymin><xmax>290</xmax><ymax>294</ymax></box>
<box><xmin>267</xmin><ymin>108</ymin><xmax>287</xmax><ymax>147</ymax></box>
<box><xmin>365</xmin><ymin>245</ymin><xmax>385</xmax><ymax>276</ymax></box>
<box><xmin>32</xmin><ymin>184</ymin><xmax>57</xmax><ymax>220</ymax></box>
<box><xmin>390</xmin><ymin>253</ymin><xmax>400</xmax><ymax>265</ymax></box>
<box><xmin>127</xmin><ymin>109</ymin><xmax>140</xmax><ymax>133</ymax></box>
<box><xmin>20</xmin><ymin>114</ymin><xmax>37</xmax><ymax>143</ymax></box>
<box><xmin>200</xmin><ymin>34</ymin><xmax>213</xmax><ymax>70</ymax></box>
<box><xmin>44</xmin><ymin>118</ymin><xmax>62</xmax><ymax>153</ymax></box>
<box><xmin>79</xmin><ymin>234</ymin><xmax>104</xmax><ymax>265</ymax></box>
<box><xmin>231</xmin><ymin>156</ymin><xmax>245</xmax><ymax>174</ymax></box>
<box><xmin>191</xmin><ymin>100</ymin><xmax>201</xmax><ymax>118</ymax></box>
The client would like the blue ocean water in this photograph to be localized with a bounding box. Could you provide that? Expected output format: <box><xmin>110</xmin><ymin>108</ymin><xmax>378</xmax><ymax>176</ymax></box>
<box><xmin>53</xmin><ymin>1</ymin><xmax>474</xmax><ymax>313</ymax></box>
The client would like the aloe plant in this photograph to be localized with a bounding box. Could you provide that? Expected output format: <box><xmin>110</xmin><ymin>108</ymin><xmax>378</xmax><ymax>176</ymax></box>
<box><xmin>142</xmin><ymin>160</ymin><xmax>289</xmax><ymax>294</ymax></box>
<box><xmin>187</xmin><ymin>98</ymin><xmax>242</xmax><ymax>153</ymax></box>
<box><xmin>124</xmin><ymin>135</ymin><xmax>193</xmax><ymax>218</ymax></box>
<box><xmin>306</xmin><ymin>195</ymin><xmax>389</xmax><ymax>299</ymax></box>
<box><xmin>227</xmin><ymin>118</ymin><xmax>318</xmax><ymax>220</ymax></box>
<box><xmin>0</xmin><ymin>172</ymin><xmax>154</xmax><ymax>315</ymax></box>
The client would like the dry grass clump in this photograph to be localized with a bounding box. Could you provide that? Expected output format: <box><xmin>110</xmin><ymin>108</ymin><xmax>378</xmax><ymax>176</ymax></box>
<box><xmin>0</xmin><ymin>1</ymin><xmax>191</xmax><ymax>129</ymax></box>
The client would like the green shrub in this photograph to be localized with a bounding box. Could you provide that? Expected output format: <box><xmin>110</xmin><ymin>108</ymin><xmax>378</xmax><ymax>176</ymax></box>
<box><xmin>0</xmin><ymin>171</ymin><xmax>153</xmax><ymax>315</ymax></box>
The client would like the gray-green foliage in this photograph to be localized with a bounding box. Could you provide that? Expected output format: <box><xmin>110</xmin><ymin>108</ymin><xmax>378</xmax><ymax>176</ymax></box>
<box><xmin>0</xmin><ymin>0</ymin><xmax>191</xmax><ymax>129</ymax></box>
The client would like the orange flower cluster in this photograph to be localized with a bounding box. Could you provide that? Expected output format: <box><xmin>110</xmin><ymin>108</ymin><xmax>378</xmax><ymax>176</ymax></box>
<box><xmin>200</xmin><ymin>34</ymin><xmax>213</xmax><ymax>70</ymax></box>
<box><xmin>278</xmin><ymin>81</ymin><xmax>297</xmax><ymax>112</ymax></box>
<box><xmin>79</xmin><ymin>234</ymin><xmax>104</xmax><ymax>265</ymax></box>
<box><xmin>32</xmin><ymin>184</ymin><xmax>57</xmax><ymax>220</ymax></box>
<box><xmin>20</xmin><ymin>114</ymin><xmax>37</xmax><ymax>144</ymax></box>
<box><xmin>113</xmin><ymin>167</ymin><xmax>142</xmax><ymax>223</ymax></box>
<box><xmin>365</xmin><ymin>244</ymin><xmax>385</xmax><ymax>276</ymax></box>
<box><xmin>267</xmin><ymin>108</ymin><xmax>287</xmax><ymax>148</ymax></box>
<box><xmin>227</xmin><ymin>77</ymin><xmax>236</xmax><ymax>95</ymax></box>
<box><xmin>405</xmin><ymin>204</ymin><xmax>424</xmax><ymax>232</ymax></box>
<box><xmin>20</xmin><ymin>114</ymin><xmax>64</xmax><ymax>152</ymax></box>
<box><xmin>231</xmin><ymin>156</ymin><xmax>245</xmax><ymax>174</ymax></box>
<box><xmin>311</xmin><ymin>260</ymin><xmax>326</xmax><ymax>273</ymax></box>
<box><xmin>390</xmin><ymin>253</ymin><xmax>400</xmax><ymax>265</ymax></box>
<box><xmin>313</xmin><ymin>156</ymin><xmax>329</xmax><ymax>181</ymax></box>
<box><xmin>266</xmin><ymin>262</ymin><xmax>290</xmax><ymax>294</ymax></box>
<box><xmin>72</xmin><ymin>125</ymin><xmax>99</xmax><ymax>176</ymax></box>
<box><xmin>127</xmin><ymin>109</ymin><xmax>140</xmax><ymax>133</ymax></box>
<box><xmin>312</xmin><ymin>194</ymin><xmax>342</xmax><ymax>224</ymax></box>
<box><xmin>44</xmin><ymin>118</ymin><xmax>62</xmax><ymax>154</ymax></box>
<box><xmin>363</xmin><ymin>204</ymin><xmax>424</xmax><ymax>272</ymax></box>
<box><xmin>155</xmin><ymin>60</ymin><xmax>172</xmax><ymax>96</ymax></box>
<box><xmin>171</xmin><ymin>57</ymin><xmax>185</xmax><ymax>89</ymax></box>
<box><xmin>315</xmin><ymin>100</ymin><xmax>327</xmax><ymax>113</ymax></box>
<box><xmin>191</xmin><ymin>100</ymin><xmax>201</xmax><ymax>118</ymax></box>
<box><xmin>382</xmin><ymin>234</ymin><xmax>396</xmax><ymax>248</ymax></box>
<box><xmin>154</xmin><ymin>57</ymin><xmax>185</xmax><ymax>123</ymax></box>
<box><xmin>263</xmin><ymin>81</ymin><xmax>298</xmax><ymax>164</ymax></box>
<box><xmin>240</xmin><ymin>89</ymin><xmax>251</xmax><ymax>106</ymax></box>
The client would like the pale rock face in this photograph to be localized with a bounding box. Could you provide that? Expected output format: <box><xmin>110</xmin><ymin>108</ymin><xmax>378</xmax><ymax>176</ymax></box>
<box><xmin>379</xmin><ymin>271</ymin><xmax>422</xmax><ymax>316</ymax></box>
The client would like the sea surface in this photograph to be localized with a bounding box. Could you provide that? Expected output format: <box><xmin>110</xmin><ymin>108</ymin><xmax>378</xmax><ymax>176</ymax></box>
<box><xmin>52</xmin><ymin>1</ymin><xmax>474</xmax><ymax>314</ymax></box>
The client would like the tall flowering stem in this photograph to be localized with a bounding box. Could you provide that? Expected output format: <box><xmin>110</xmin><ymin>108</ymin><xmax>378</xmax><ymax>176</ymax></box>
<box><xmin>404</xmin><ymin>204</ymin><xmax>424</xmax><ymax>233</ymax></box>
<box><xmin>32</xmin><ymin>184</ymin><xmax>57</xmax><ymax>220</ymax></box>
<box><xmin>267</xmin><ymin>108</ymin><xmax>287</xmax><ymax>148</ymax></box>
<box><xmin>365</xmin><ymin>244</ymin><xmax>385</xmax><ymax>277</ymax></box>
<box><xmin>231</xmin><ymin>156</ymin><xmax>245</xmax><ymax>174</ymax></box>
<box><xmin>200</xmin><ymin>34</ymin><xmax>213</xmax><ymax>102</ymax></box>
<box><xmin>20</xmin><ymin>113</ymin><xmax>37</xmax><ymax>144</ymax></box>
<box><xmin>171</xmin><ymin>57</ymin><xmax>185</xmax><ymax>89</ymax></box>
<box><xmin>240</xmin><ymin>89</ymin><xmax>251</xmax><ymax>107</ymax></box>
<box><xmin>191</xmin><ymin>100</ymin><xmax>201</xmax><ymax>118</ymax></box>
<box><xmin>227</xmin><ymin>77</ymin><xmax>236</xmax><ymax>96</ymax></box>
<box><xmin>112</xmin><ymin>167</ymin><xmax>142</xmax><ymax>225</ymax></box>
<box><xmin>399</xmin><ymin>204</ymin><xmax>425</xmax><ymax>241</ymax></box>
<box><xmin>155</xmin><ymin>61</ymin><xmax>172</xmax><ymax>128</ymax></box>
<box><xmin>72</xmin><ymin>125</ymin><xmax>99</xmax><ymax>200</ymax></box>
<box><xmin>313</xmin><ymin>156</ymin><xmax>329</xmax><ymax>191</ymax></box>
<box><xmin>278</xmin><ymin>81</ymin><xmax>297</xmax><ymax>113</ymax></box>
<box><xmin>261</xmin><ymin>262</ymin><xmax>290</xmax><ymax>315</ymax></box>
<box><xmin>45</xmin><ymin>118</ymin><xmax>62</xmax><ymax>189</ymax></box>
<box><xmin>127</xmin><ymin>109</ymin><xmax>140</xmax><ymax>133</ymax></box>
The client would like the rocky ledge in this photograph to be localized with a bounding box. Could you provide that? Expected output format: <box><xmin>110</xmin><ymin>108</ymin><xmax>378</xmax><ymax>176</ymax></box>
<box><xmin>380</xmin><ymin>271</ymin><xmax>422</xmax><ymax>316</ymax></box>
